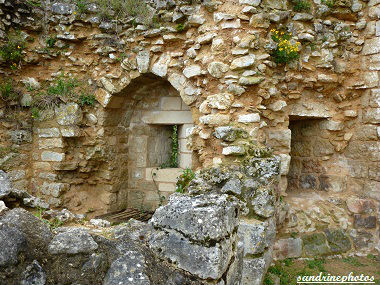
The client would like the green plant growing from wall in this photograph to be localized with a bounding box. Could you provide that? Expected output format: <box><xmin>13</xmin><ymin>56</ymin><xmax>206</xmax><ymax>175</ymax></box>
<box><xmin>95</xmin><ymin>0</ymin><xmax>152</xmax><ymax>25</ymax></box>
<box><xmin>160</xmin><ymin>125</ymin><xmax>179</xmax><ymax>168</ymax></box>
<box><xmin>46</xmin><ymin>36</ymin><xmax>57</xmax><ymax>48</ymax></box>
<box><xmin>291</xmin><ymin>0</ymin><xmax>312</xmax><ymax>12</ymax></box>
<box><xmin>76</xmin><ymin>0</ymin><xmax>88</xmax><ymax>13</ymax></box>
<box><xmin>176</xmin><ymin>23</ymin><xmax>185</xmax><ymax>32</ymax></box>
<box><xmin>270</xmin><ymin>29</ymin><xmax>300</xmax><ymax>65</ymax></box>
<box><xmin>0</xmin><ymin>79</ymin><xmax>19</xmax><ymax>102</ymax></box>
<box><xmin>79</xmin><ymin>93</ymin><xmax>96</xmax><ymax>106</ymax></box>
<box><xmin>32</xmin><ymin>73</ymin><xmax>78</xmax><ymax>110</ymax></box>
<box><xmin>0</xmin><ymin>30</ymin><xmax>26</xmax><ymax>69</ymax></box>
<box><xmin>176</xmin><ymin>167</ymin><xmax>195</xmax><ymax>193</ymax></box>
<box><xmin>321</xmin><ymin>0</ymin><xmax>335</xmax><ymax>8</ymax></box>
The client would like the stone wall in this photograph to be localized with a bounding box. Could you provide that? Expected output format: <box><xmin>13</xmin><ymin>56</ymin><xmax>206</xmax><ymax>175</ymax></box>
<box><xmin>0</xmin><ymin>0</ymin><xmax>379</xmax><ymax>257</ymax></box>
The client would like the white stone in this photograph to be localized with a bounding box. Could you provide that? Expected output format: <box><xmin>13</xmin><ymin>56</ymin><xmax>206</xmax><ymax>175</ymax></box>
<box><xmin>41</xmin><ymin>151</ymin><xmax>65</xmax><ymax>162</ymax></box>
<box><xmin>362</xmin><ymin>37</ymin><xmax>380</xmax><ymax>55</ymax></box>
<box><xmin>208</xmin><ymin>62</ymin><xmax>229</xmax><ymax>78</ymax></box>
<box><xmin>221</xmin><ymin>19</ymin><xmax>241</xmax><ymax>29</ymax></box>
<box><xmin>0</xmin><ymin>201</ymin><xmax>8</xmax><ymax>214</ymax></box>
<box><xmin>268</xmin><ymin>100</ymin><xmax>287</xmax><ymax>112</ymax></box>
<box><xmin>90</xmin><ymin>219</ymin><xmax>111</xmax><ymax>227</ymax></box>
<box><xmin>37</xmin><ymin>128</ymin><xmax>60</xmax><ymax>138</ymax></box>
<box><xmin>239</xmin><ymin>0</ymin><xmax>261</xmax><ymax>6</ymax></box>
<box><xmin>238</xmin><ymin>113</ymin><xmax>260</xmax><ymax>123</ymax></box>
<box><xmin>197</xmin><ymin>32</ymin><xmax>217</xmax><ymax>44</ymax></box>
<box><xmin>222</xmin><ymin>146</ymin><xmax>245</xmax><ymax>155</ymax></box>
<box><xmin>214</xmin><ymin>13</ymin><xmax>235</xmax><ymax>23</ymax></box>
<box><xmin>183</xmin><ymin>65</ymin><xmax>202</xmax><ymax>78</ymax></box>
<box><xmin>136</xmin><ymin>50</ymin><xmax>150</xmax><ymax>73</ymax></box>
<box><xmin>207</xmin><ymin>93</ymin><xmax>234</xmax><ymax>110</ymax></box>
<box><xmin>152</xmin><ymin>53</ymin><xmax>171</xmax><ymax>77</ymax></box>
<box><xmin>230</xmin><ymin>54</ymin><xmax>255</xmax><ymax>70</ymax></box>
<box><xmin>279</xmin><ymin>154</ymin><xmax>291</xmax><ymax>175</ymax></box>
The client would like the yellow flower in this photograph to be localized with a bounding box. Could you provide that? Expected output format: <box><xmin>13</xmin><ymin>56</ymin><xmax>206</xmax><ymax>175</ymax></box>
<box><xmin>17</xmin><ymin>46</ymin><xmax>21</xmax><ymax>49</ymax></box>
<box><xmin>74</xmin><ymin>11</ymin><xmax>77</xmax><ymax>15</ymax></box>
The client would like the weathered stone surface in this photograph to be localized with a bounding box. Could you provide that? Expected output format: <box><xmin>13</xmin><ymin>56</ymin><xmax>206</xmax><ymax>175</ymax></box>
<box><xmin>48</xmin><ymin>227</ymin><xmax>98</xmax><ymax>255</ymax></box>
<box><xmin>136</xmin><ymin>50</ymin><xmax>150</xmax><ymax>73</ymax></box>
<box><xmin>324</xmin><ymin>229</ymin><xmax>351</xmax><ymax>253</ymax></box>
<box><xmin>0</xmin><ymin>170</ymin><xmax>11</xmax><ymax>199</ymax></box>
<box><xmin>207</xmin><ymin>93</ymin><xmax>233</xmax><ymax>110</ymax></box>
<box><xmin>214</xmin><ymin>126</ymin><xmax>246</xmax><ymax>142</ymax></box>
<box><xmin>20</xmin><ymin>260</ymin><xmax>47</xmax><ymax>285</ymax></box>
<box><xmin>238</xmin><ymin>113</ymin><xmax>260</xmax><ymax>123</ymax></box>
<box><xmin>208</xmin><ymin>61</ymin><xmax>229</xmax><ymax>78</ymax></box>
<box><xmin>238</xmin><ymin>218</ymin><xmax>276</xmax><ymax>255</ymax></box>
<box><xmin>302</xmin><ymin>233</ymin><xmax>331</xmax><ymax>256</ymax></box>
<box><xmin>0</xmin><ymin>208</ymin><xmax>52</xmax><ymax>261</ymax></box>
<box><xmin>0</xmin><ymin>224</ymin><xmax>26</xmax><ymax>267</ymax></box>
<box><xmin>104</xmin><ymin>251</ymin><xmax>150</xmax><ymax>285</ymax></box>
<box><xmin>55</xmin><ymin>103</ymin><xmax>83</xmax><ymax>126</ymax></box>
<box><xmin>353</xmin><ymin>215</ymin><xmax>377</xmax><ymax>229</ymax></box>
<box><xmin>251</xmin><ymin>188</ymin><xmax>276</xmax><ymax>218</ymax></box>
<box><xmin>0</xmin><ymin>201</ymin><xmax>7</xmax><ymax>214</ymax></box>
<box><xmin>221</xmin><ymin>178</ymin><xmax>242</xmax><ymax>195</ymax></box>
<box><xmin>200</xmin><ymin>114</ymin><xmax>230</xmax><ymax>125</ymax></box>
<box><xmin>149</xmin><ymin>228</ymin><xmax>234</xmax><ymax>280</ymax></box>
<box><xmin>241</xmin><ymin>250</ymin><xmax>272</xmax><ymax>285</ymax></box>
<box><xmin>223</xmin><ymin>146</ymin><xmax>246</xmax><ymax>156</ymax></box>
<box><xmin>273</xmin><ymin>238</ymin><xmax>302</xmax><ymax>260</ymax></box>
<box><xmin>183</xmin><ymin>65</ymin><xmax>202</xmax><ymax>78</ymax></box>
<box><xmin>150</xmin><ymin>193</ymin><xmax>239</xmax><ymax>242</ymax></box>
<box><xmin>239</xmin><ymin>76</ymin><xmax>265</xmax><ymax>85</ymax></box>
<box><xmin>346</xmin><ymin>198</ymin><xmax>376</xmax><ymax>214</ymax></box>
<box><xmin>152</xmin><ymin>53</ymin><xmax>170</xmax><ymax>77</ymax></box>
<box><xmin>230</xmin><ymin>55</ymin><xmax>255</xmax><ymax>70</ymax></box>
<box><xmin>362</xmin><ymin>37</ymin><xmax>380</xmax><ymax>55</ymax></box>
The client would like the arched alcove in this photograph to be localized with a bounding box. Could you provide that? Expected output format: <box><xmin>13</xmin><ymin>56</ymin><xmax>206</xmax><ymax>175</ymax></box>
<box><xmin>101</xmin><ymin>74</ymin><xmax>196</xmax><ymax>211</ymax></box>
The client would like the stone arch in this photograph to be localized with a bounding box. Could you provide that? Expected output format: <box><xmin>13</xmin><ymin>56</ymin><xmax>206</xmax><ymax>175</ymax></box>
<box><xmin>96</xmin><ymin>72</ymin><xmax>198</xmax><ymax>212</ymax></box>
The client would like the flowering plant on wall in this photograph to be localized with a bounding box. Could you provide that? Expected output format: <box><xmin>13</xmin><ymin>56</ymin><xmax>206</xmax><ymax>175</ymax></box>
<box><xmin>270</xmin><ymin>29</ymin><xmax>301</xmax><ymax>65</ymax></box>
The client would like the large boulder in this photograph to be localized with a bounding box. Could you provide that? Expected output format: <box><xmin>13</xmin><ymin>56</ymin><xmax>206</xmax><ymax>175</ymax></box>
<box><xmin>0</xmin><ymin>208</ymin><xmax>52</xmax><ymax>261</ymax></box>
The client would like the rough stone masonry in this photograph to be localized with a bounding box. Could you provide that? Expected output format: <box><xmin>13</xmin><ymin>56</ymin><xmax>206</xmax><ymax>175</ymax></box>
<box><xmin>0</xmin><ymin>0</ymin><xmax>379</xmax><ymax>283</ymax></box>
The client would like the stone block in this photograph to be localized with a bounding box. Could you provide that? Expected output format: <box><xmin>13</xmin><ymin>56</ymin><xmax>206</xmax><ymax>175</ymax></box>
<box><xmin>353</xmin><ymin>214</ymin><xmax>377</xmax><ymax>229</ymax></box>
<box><xmin>363</xmin><ymin>108</ymin><xmax>380</xmax><ymax>124</ymax></box>
<box><xmin>179</xmin><ymin>138</ymin><xmax>191</xmax><ymax>153</ymax></box>
<box><xmin>324</xmin><ymin>229</ymin><xmax>351</xmax><ymax>253</ymax></box>
<box><xmin>346</xmin><ymin>198</ymin><xmax>376</xmax><ymax>214</ymax></box>
<box><xmin>60</xmin><ymin>126</ymin><xmax>82</xmax><ymax>137</ymax></box>
<box><xmin>241</xmin><ymin>250</ymin><xmax>272</xmax><ymax>285</ymax></box>
<box><xmin>41</xmin><ymin>151</ymin><xmax>65</xmax><ymax>162</ymax></box>
<box><xmin>33</xmin><ymin>162</ymin><xmax>51</xmax><ymax>170</ymax></box>
<box><xmin>313</xmin><ymin>139</ymin><xmax>334</xmax><ymax>156</ymax></box>
<box><xmin>38</xmin><ymin>138</ymin><xmax>64</xmax><ymax>149</ymax></box>
<box><xmin>158</xmin><ymin>182</ymin><xmax>176</xmax><ymax>192</ymax></box>
<box><xmin>199</xmin><ymin>114</ymin><xmax>231</xmax><ymax>125</ymax></box>
<box><xmin>302</xmin><ymin>233</ymin><xmax>331</xmax><ymax>256</ymax></box>
<box><xmin>41</xmin><ymin>182</ymin><xmax>69</xmax><ymax>198</ymax></box>
<box><xmin>160</xmin><ymin>97</ymin><xmax>182</xmax><ymax>111</ymax></box>
<box><xmin>179</xmin><ymin>153</ymin><xmax>192</xmax><ymax>169</ymax></box>
<box><xmin>178</xmin><ymin>124</ymin><xmax>193</xmax><ymax>139</ymax></box>
<box><xmin>238</xmin><ymin>218</ymin><xmax>276</xmax><ymax>255</ymax></box>
<box><xmin>279</xmin><ymin>154</ymin><xmax>291</xmax><ymax>175</ymax></box>
<box><xmin>238</xmin><ymin>113</ymin><xmax>260</xmax><ymax>123</ymax></box>
<box><xmin>319</xmin><ymin>175</ymin><xmax>345</xmax><ymax>192</ymax></box>
<box><xmin>267</xmin><ymin>129</ymin><xmax>291</xmax><ymax>150</ymax></box>
<box><xmin>145</xmin><ymin>168</ymin><xmax>183</xmax><ymax>182</ymax></box>
<box><xmin>55</xmin><ymin>103</ymin><xmax>83</xmax><ymax>126</ymax></box>
<box><xmin>142</xmin><ymin>111</ymin><xmax>193</xmax><ymax>124</ymax></box>
<box><xmin>273</xmin><ymin>238</ymin><xmax>303</xmax><ymax>260</ymax></box>
<box><xmin>37</xmin><ymin>128</ymin><xmax>60</xmax><ymax>138</ymax></box>
<box><xmin>362</xmin><ymin>37</ymin><xmax>380</xmax><ymax>55</ymax></box>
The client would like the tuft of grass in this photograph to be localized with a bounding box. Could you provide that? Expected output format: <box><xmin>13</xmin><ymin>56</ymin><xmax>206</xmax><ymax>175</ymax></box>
<box><xmin>32</xmin><ymin>73</ymin><xmax>78</xmax><ymax>110</ymax></box>
<box><xmin>343</xmin><ymin>257</ymin><xmax>365</xmax><ymax>266</ymax></box>
<box><xmin>79</xmin><ymin>93</ymin><xmax>96</xmax><ymax>106</ymax></box>
<box><xmin>291</xmin><ymin>0</ymin><xmax>312</xmax><ymax>12</ymax></box>
<box><xmin>34</xmin><ymin>207</ymin><xmax>64</xmax><ymax>229</ymax></box>
<box><xmin>322</xmin><ymin>0</ymin><xmax>335</xmax><ymax>8</ymax></box>
<box><xmin>76</xmin><ymin>0</ymin><xmax>88</xmax><ymax>13</ymax></box>
<box><xmin>307</xmin><ymin>258</ymin><xmax>326</xmax><ymax>272</ymax></box>
<box><xmin>95</xmin><ymin>0</ymin><xmax>152</xmax><ymax>24</ymax></box>
<box><xmin>0</xmin><ymin>79</ymin><xmax>19</xmax><ymax>102</ymax></box>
